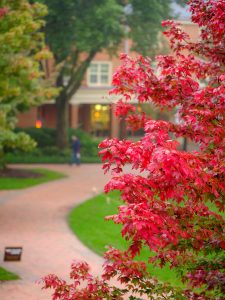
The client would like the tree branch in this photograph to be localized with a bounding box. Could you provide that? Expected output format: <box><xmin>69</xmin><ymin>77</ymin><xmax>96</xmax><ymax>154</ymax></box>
<box><xmin>65</xmin><ymin>50</ymin><xmax>97</xmax><ymax>100</ymax></box>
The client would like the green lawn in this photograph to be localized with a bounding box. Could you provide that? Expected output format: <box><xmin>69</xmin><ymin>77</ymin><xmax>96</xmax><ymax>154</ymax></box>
<box><xmin>0</xmin><ymin>267</ymin><xmax>19</xmax><ymax>281</ymax></box>
<box><xmin>68</xmin><ymin>191</ymin><xmax>184</xmax><ymax>287</ymax></box>
<box><xmin>0</xmin><ymin>168</ymin><xmax>66</xmax><ymax>190</ymax></box>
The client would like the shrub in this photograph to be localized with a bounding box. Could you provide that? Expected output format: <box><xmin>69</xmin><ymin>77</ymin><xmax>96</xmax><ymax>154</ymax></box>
<box><xmin>11</xmin><ymin>128</ymin><xmax>100</xmax><ymax>162</ymax></box>
<box><xmin>15</xmin><ymin>128</ymin><xmax>56</xmax><ymax>148</ymax></box>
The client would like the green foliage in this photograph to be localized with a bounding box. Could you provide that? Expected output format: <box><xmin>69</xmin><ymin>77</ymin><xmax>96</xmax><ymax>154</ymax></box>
<box><xmin>0</xmin><ymin>168</ymin><xmax>66</xmax><ymax>190</ymax></box>
<box><xmin>175</xmin><ymin>0</ymin><xmax>187</xmax><ymax>6</ymax></box>
<box><xmin>0</xmin><ymin>0</ymin><xmax>57</xmax><ymax>167</ymax></box>
<box><xmin>0</xmin><ymin>267</ymin><xmax>19</xmax><ymax>281</ymax></box>
<box><xmin>39</xmin><ymin>0</ymin><xmax>124</xmax><ymax>63</ymax></box>
<box><xmin>6</xmin><ymin>127</ymin><xmax>101</xmax><ymax>163</ymax></box>
<box><xmin>15</xmin><ymin>127</ymin><xmax>100</xmax><ymax>155</ymax></box>
<box><xmin>126</xmin><ymin>0</ymin><xmax>171</xmax><ymax>56</ymax></box>
<box><xmin>41</xmin><ymin>0</ymin><xmax>182</xmax><ymax>61</ymax></box>
<box><xmin>6</xmin><ymin>152</ymin><xmax>101</xmax><ymax>164</ymax></box>
<box><xmin>15</xmin><ymin>127</ymin><xmax>57</xmax><ymax>148</ymax></box>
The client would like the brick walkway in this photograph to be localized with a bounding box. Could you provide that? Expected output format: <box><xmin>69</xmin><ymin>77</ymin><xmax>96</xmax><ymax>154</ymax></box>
<box><xmin>0</xmin><ymin>164</ymin><xmax>110</xmax><ymax>300</ymax></box>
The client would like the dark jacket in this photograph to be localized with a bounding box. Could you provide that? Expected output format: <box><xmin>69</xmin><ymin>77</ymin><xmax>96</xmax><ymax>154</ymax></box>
<box><xmin>72</xmin><ymin>140</ymin><xmax>80</xmax><ymax>153</ymax></box>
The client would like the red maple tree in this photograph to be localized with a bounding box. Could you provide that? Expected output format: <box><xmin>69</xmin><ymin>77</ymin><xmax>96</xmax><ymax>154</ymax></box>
<box><xmin>42</xmin><ymin>1</ymin><xmax>225</xmax><ymax>299</ymax></box>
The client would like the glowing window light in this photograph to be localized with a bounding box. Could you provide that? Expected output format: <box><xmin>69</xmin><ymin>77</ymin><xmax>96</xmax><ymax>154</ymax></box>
<box><xmin>95</xmin><ymin>104</ymin><xmax>102</xmax><ymax>111</ymax></box>
<box><xmin>94</xmin><ymin>112</ymin><xmax>100</xmax><ymax>119</ymax></box>
<box><xmin>35</xmin><ymin>120</ymin><xmax>42</xmax><ymax>129</ymax></box>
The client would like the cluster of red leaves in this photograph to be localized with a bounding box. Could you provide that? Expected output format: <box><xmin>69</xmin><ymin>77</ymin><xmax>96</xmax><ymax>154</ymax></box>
<box><xmin>42</xmin><ymin>1</ymin><xmax>224</xmax><ymax>299</ymax></box>
<box><xmin>41</xmin><ymin>250</ymin><xmax>186</xmax><ymax>300</ymax></box>
<box><xmin>41</xmin><ymin>261</ymin><xmax>111</xmax><ymax>300</ymax></box>
<box><xmin>0</xmin><ymin>7</ymin><xmax>9</xmax><ymax>18</ymax></box>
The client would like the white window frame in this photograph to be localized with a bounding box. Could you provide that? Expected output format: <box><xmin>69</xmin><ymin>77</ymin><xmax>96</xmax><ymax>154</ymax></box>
<box><xmin>87</xmin><ymin>61</ymin><xmax>112</xmax><ymax>87</ymax></box>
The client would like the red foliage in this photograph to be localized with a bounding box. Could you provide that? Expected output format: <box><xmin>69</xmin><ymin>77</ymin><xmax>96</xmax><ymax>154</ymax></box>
<box><xmin>0</xmin><ymin>7</ymin><xmax>9</xmax><ymax>18</ymax></box>
<box><xmin>42</xmin><ymin>1</ymin><xmax>225</xmax><ymax>299</ymax></box>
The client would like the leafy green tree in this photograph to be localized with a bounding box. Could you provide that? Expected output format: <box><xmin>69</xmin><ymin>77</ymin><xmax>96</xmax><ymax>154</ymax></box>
<box><xmin>122</xmin><ymin>0</ymin><xmax>171</xmax><ymax>56</ymax></box>
<box><xmin>0</xmin><ymin>0</ymin><xmax>56</xmax><ymax>168</ymax></box>
<box><xmin>40</xmin><ymin>0</ymin><xmax>183</xmax><ymax>148</ymax></box>
<box><xmin>40</xmin><ymin>0</ymin><xmax>123</xmax><ymax>148</ymax></box>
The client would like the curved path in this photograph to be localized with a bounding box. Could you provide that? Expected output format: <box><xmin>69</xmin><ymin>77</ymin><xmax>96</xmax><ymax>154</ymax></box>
<box><xmin>0</xmin><ymin>164</ymin><xmax>110</xmax><ymax>300</ymax></box>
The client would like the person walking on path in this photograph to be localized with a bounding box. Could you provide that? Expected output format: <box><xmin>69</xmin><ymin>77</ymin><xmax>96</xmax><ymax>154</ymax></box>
<box><xmin>71</xmin><ymin>135</ymin><xmax>81</xmax><ymax>166</ymax></box>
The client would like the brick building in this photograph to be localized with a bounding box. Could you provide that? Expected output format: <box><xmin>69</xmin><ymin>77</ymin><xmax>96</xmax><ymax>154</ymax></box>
<box><xmin>17</xmin><ymin>20</ymin><xmax>199</xmax><ymax>138</ymax></box>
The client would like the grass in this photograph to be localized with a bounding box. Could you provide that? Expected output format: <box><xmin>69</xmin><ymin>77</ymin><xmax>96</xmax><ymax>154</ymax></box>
<box><xmin>0</xmin><ymin>266</ymin><xmax>19</xmax><ymax>281</ymax></box>
<box><xmin>0</xmin><ymin>168</ymin><xmax>66</xmax><ymax>190</ymax></box>
<box><xmin>68</xmin><ymin>191</ymin><xmax>184</xmax><ymax>287</ymax></box>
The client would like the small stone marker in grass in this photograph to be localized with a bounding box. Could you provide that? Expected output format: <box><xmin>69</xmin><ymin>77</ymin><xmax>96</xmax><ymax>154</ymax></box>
<box><xmin>4</xmin><ymin>247</ymin><xmax>22</xmax><ymax>261</ymax></box>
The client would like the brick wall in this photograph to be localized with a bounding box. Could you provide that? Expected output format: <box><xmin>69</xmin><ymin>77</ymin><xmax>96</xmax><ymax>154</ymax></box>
<box><xmin>17</xmin><ymin>107</ymin><xmax>38</xmax><ymax>128</ymax></box>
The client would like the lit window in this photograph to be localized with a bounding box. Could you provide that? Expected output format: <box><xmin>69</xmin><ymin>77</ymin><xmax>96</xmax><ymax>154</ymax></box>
<box><xmin>35</xmin><ymin>119</ymin><xmax>42</xmax><ymax>129</ymax></box>
<box><xmin>88</xmin><ymin>62</ymin><xmax>111</xmax><ymax>87</ymax></box>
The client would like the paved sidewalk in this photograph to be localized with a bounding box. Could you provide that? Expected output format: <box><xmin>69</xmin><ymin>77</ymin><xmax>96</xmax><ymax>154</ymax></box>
<box><xmin>0</xmin><ymin>164</ymin><xmax>110</xmax><ymax>300</ymax></box>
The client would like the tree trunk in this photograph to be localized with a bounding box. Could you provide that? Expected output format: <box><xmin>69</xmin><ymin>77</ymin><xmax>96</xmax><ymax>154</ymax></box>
<box><xmin>0</xmin><ymin>149</ymin><xmax>6</xmax><ymax>170</ymax></box>
<box><xmin>56</xmin><ymin>91</ymin><xmax>69</xmax><ymax>149</ymax></box>
<box><xmin>55</xmin><ymin>51</ymin><xmax>97</xmax><ymax>149</ymax></box>
<box><xmin>119</xmin><ymin>117</ymin><xmax>127</xmax><ymax>139</ymax></box>
<box><xmin>182</xmin><ymin>137</ymin><xmax>188</xmax><ymax>151</ymax></box>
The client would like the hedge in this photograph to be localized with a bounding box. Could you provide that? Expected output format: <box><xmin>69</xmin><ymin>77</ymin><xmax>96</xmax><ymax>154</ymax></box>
<box><xmin>6</xmin><ymin>128</ymin><xmax>102</xmax><ymax>164</ymax></box>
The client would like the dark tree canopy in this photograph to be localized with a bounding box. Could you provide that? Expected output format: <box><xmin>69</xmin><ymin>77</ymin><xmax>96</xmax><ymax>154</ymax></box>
<box><xmin>40</xmin><ymin>0</ymin><xmax>124</xmax><ymax>63</ymax></box>
<box><xmin>40</xmin><ymin>0</ymin><xmax>186</xmax><ymax>61</ymax></box>
<box><xmin>37</xmin><ymin>0</ymin><xmax>188</xmax><ymax>148</ymax></box>
<box><xmin>126</xmin><ymin>0</ymin><xmax>171</xmax><ymax>55</ymax></box>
